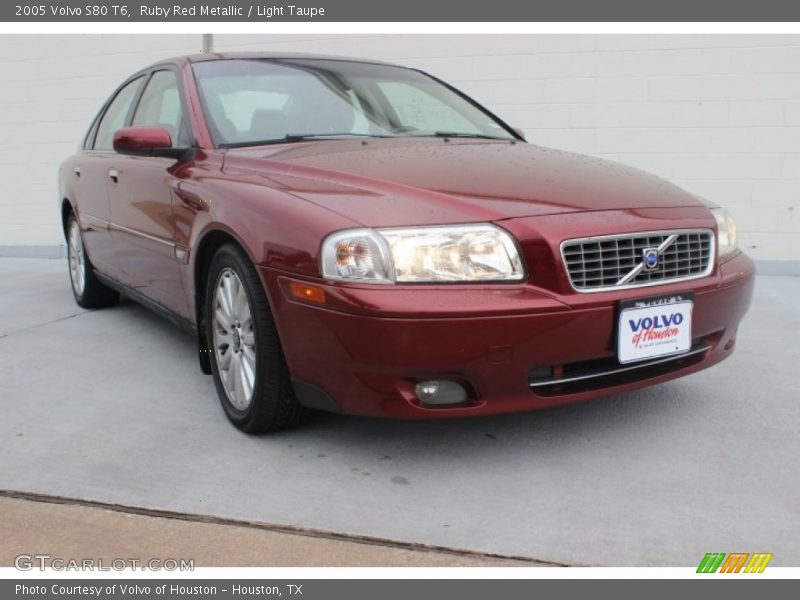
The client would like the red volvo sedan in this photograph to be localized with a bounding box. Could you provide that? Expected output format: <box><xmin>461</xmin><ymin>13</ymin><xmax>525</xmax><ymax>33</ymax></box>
<box><xmin>59</xmin><ymin>53</ymin><xmax>755</xmax><ymax>432</ymax></box>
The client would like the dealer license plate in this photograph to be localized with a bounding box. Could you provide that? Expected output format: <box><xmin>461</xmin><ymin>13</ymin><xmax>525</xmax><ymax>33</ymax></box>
<box><xmin>617</xmin><ymin>294</ymin><xmax>693</xmax><ymax>364</ymax></box>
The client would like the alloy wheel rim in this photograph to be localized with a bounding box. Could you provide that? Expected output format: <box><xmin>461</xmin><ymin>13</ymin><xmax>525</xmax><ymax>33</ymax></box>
<box><xmin>212</xmin><ymin>268</ymin><xmax>257</xmax><ymax>411</ymax></box>
<box><xmin>68</xmin><ymin>220</ymin><xmax>86</xmax><ymax>297</ymax></box>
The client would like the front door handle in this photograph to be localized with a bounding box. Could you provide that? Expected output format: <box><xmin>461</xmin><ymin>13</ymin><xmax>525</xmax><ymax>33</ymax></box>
<box><xmin>73</xmin><ymin>166</ymin><xmax>81</xmax><ymax>178</ymax></box>
<box><xmin>108</xmin><ymin>168</ymin><xmax>119</xmax><ymax>183</ymax></box>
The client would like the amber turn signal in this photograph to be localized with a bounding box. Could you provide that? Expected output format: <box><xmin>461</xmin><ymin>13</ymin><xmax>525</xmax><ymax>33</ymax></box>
<box><xmin>288</xmin><ymin>281</ymin><xmax>326</xmax><ymax>304</ymax></box>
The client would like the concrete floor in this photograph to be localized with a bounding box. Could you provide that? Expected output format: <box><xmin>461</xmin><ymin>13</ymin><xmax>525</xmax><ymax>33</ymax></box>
<box><xmin>0</xmin><ymin>258</ymin><xmax>798</xmax><ymax>567</ymax></box>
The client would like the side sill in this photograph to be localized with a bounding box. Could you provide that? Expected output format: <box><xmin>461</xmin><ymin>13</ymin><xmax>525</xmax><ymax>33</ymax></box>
<box><xmin>94</xmin><ymin>271</ymin><xmax>197</xmax><ymax>335</ymax></box>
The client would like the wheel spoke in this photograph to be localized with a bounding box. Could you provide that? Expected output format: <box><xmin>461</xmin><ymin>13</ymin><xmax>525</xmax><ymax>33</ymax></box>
<box><xmin>223</xmin><ymin>275</ymin><xmax>236</xmax><ymax>319</ymax></box>
<box><xmin>216</xmin><ymin>278</ymin><xmax>230</xmax><ymax>321</ymax></box>
<box><xmin>233</xmin><ymin>281</ymin><xmax>248</xmax><ymax>321</ymax></box>
<box><xmin>241</xmin><ymin>298</ymin><xmax>253</xmax><ymax>323</ymax></box>
<box><xmin>240</xmin><ymin>330</ymin><xmax>255</xmax><ymax>346</ymax></box>
<box><xmin>214</xmin><ymin>307</ymin><xmax>232</xmax><ymax>331</ymax></box>
<box><xmin>218</xmin><ymin>346</ymin><xmax>233</xmax><ymax>370</ymax></box>
<box><xmin>230</xmin><ymin>351</ymin><xmax>244</xmax><ymax>407</ymax></box>
<box><xmin>215</xmin><ymin>329</ymin><xmax>232</xmax><ymax>346</ymax></box>
<box><xmin>240</xmin><ymin>355</ymin><xmax>254</xmax><ymax>400</ymax></box>
<box><xmin>241</xmin><ymin>346</ymin><xmax>256</xmax><ymax>370</ymax></box>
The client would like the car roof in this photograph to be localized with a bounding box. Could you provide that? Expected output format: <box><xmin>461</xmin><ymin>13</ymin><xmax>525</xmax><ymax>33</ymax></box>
<box><xmin>148</xmin><ymin>51</ymin><xmax>401</xmax><ymax>70</ymax></box>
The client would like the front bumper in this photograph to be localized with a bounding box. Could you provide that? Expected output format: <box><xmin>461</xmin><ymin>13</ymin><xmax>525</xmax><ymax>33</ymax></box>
<box><xmin>263</xmin><ymin>250</ymin><xmax>755</xmax><ymax>418</ymax></box>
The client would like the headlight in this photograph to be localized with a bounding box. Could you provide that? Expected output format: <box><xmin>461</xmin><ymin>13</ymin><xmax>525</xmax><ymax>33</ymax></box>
<box><xmin>711</xmin><ymin>207</ymin><xmax>738</xmax><ymax>258</ymax></box>
<box><xmin>320</xmin><ymin>229</ymin><xmax>393</xmax><ymax>284</ymax></box>
<box><xmin>321</xmin><ymin>224</ymin><xmax>525</xmax><ymax>283</ymax></box>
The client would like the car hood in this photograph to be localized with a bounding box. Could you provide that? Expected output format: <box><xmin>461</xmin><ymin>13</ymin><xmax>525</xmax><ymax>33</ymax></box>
<box><xmin>223</xmin><ymin>138</ymin><xmax>705</xmax><ymax>227</ymax></box>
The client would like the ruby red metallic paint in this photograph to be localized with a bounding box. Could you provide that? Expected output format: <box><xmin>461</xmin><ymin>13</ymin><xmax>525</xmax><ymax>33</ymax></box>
<box><xmin>59</xmin><ymin>53</ymin><xmax>755</xmax><ymax>419</ymax></box>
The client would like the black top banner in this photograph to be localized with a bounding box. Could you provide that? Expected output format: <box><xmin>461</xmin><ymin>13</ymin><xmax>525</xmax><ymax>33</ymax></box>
<box><xmin>4</xmin><ymin>0</ymin><xmax>800</xmax><ymax>22</ymax></box>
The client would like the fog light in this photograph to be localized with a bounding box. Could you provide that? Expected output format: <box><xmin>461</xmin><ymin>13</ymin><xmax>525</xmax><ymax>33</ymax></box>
<box><xmin>415</xmin><ymin>380</ymin><xmax>468</xmax><ymax>406</ymax></box>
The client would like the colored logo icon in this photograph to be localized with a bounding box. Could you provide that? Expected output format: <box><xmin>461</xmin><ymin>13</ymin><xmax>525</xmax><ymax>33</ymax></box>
<box><xmin>697</xmin><ymin>552</ymin><xmax>773</xmax><ymax>573</ymax></box>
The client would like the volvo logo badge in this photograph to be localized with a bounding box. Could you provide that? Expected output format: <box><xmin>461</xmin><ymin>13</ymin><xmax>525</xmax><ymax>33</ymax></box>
<box><xmin>643</xmin><ymin>247</ymin><xmax>660</xmax><ymax>270</ymax></box>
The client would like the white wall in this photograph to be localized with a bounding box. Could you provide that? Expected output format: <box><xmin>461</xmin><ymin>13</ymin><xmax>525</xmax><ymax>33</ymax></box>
<box><xmin>0</xmin><ymin>35</ymin><xmax>199</xmax><ymax>249</ymax></box>
<box><xmin>2</xmin><ymin>34</ymin><xmax>799</xmax><ymax>264</ymax></box>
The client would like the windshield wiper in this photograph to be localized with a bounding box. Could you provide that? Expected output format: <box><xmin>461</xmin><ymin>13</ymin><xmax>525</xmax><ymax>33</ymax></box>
<box><xmin>219</xmin><ymin>133</ymin><xmax>389</xmax><ymax>148</ymax></box>
<box><xmin>283</xmin><ymin>132</ymin><xmax>389</xmax><ymax>141</ymax></box>
<box><xmin>428</xmin><ymin>131</ymin><xmax>509</xmax><ymax>140</ymax></box>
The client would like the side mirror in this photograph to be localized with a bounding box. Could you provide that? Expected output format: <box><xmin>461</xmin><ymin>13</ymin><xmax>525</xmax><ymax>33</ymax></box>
<box><xmin>113</xmin><ymin>127</ymin><xmax>188</xmax><ymax>159</ymax></box>
<box><xmin>512</xmin><ymin>127</ymin><xmax>526</xmax><ymax>141</ymax></box>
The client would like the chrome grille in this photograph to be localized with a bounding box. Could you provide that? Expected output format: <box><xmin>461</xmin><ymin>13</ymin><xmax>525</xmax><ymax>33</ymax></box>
<box><xmin>561</xmin><ymin>229</ymin><xmax>714</xmax><ymax>292</ymax></box>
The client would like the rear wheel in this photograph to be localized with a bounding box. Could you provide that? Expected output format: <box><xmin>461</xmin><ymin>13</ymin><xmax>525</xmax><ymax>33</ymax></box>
<box><xmin>66</xmin><ymin>214</ymin><xmax>119</xmax><ymax>309</ymax></box>
<box><xmin>205</xmin><ymin>243</ymin><xmax>308</xmax><ymax>433</ymax></box>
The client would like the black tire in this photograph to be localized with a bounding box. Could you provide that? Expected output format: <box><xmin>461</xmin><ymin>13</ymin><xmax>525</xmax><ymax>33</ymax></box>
<box><xmin>66</xmin><ymin>214</ymin><xmax>119</xmax><ymax>309</ymax></box>
<box><xmin>205</xmin><ymin>243</ymin><xmax>309</xmax><ymax>433</ymax></box>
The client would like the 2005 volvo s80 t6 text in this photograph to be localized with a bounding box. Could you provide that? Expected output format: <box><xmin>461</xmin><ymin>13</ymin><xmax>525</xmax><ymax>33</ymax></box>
<box><xmin>59</xmin><ymin>53</ymin><xmax>755</xmax><ymax>433</ymax></box>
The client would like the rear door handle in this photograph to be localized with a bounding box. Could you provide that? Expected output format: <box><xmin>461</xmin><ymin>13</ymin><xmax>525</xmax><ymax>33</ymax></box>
<box><xmin>73</xmin><ymin>167</ymin><xmax>81</xmax><ymax>178</ymax></box>
<box><xmin>108</xmin><ymin>168</ymin><xmax>119</xmax><ymax>183</ymax></box>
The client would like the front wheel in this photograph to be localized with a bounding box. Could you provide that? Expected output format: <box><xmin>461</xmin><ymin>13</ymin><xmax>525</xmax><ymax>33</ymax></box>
<box><xmin>205</xmin><ymin>243</ymin><xmax>309</xmax><ymax>433</ymax></box>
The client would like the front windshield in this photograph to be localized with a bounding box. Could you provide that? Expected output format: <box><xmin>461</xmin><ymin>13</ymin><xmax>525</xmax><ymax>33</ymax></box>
<box><xmin>192</xmin><ymin>58</ymin><xmax>516</xmax><ymax>147</ymax></box>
